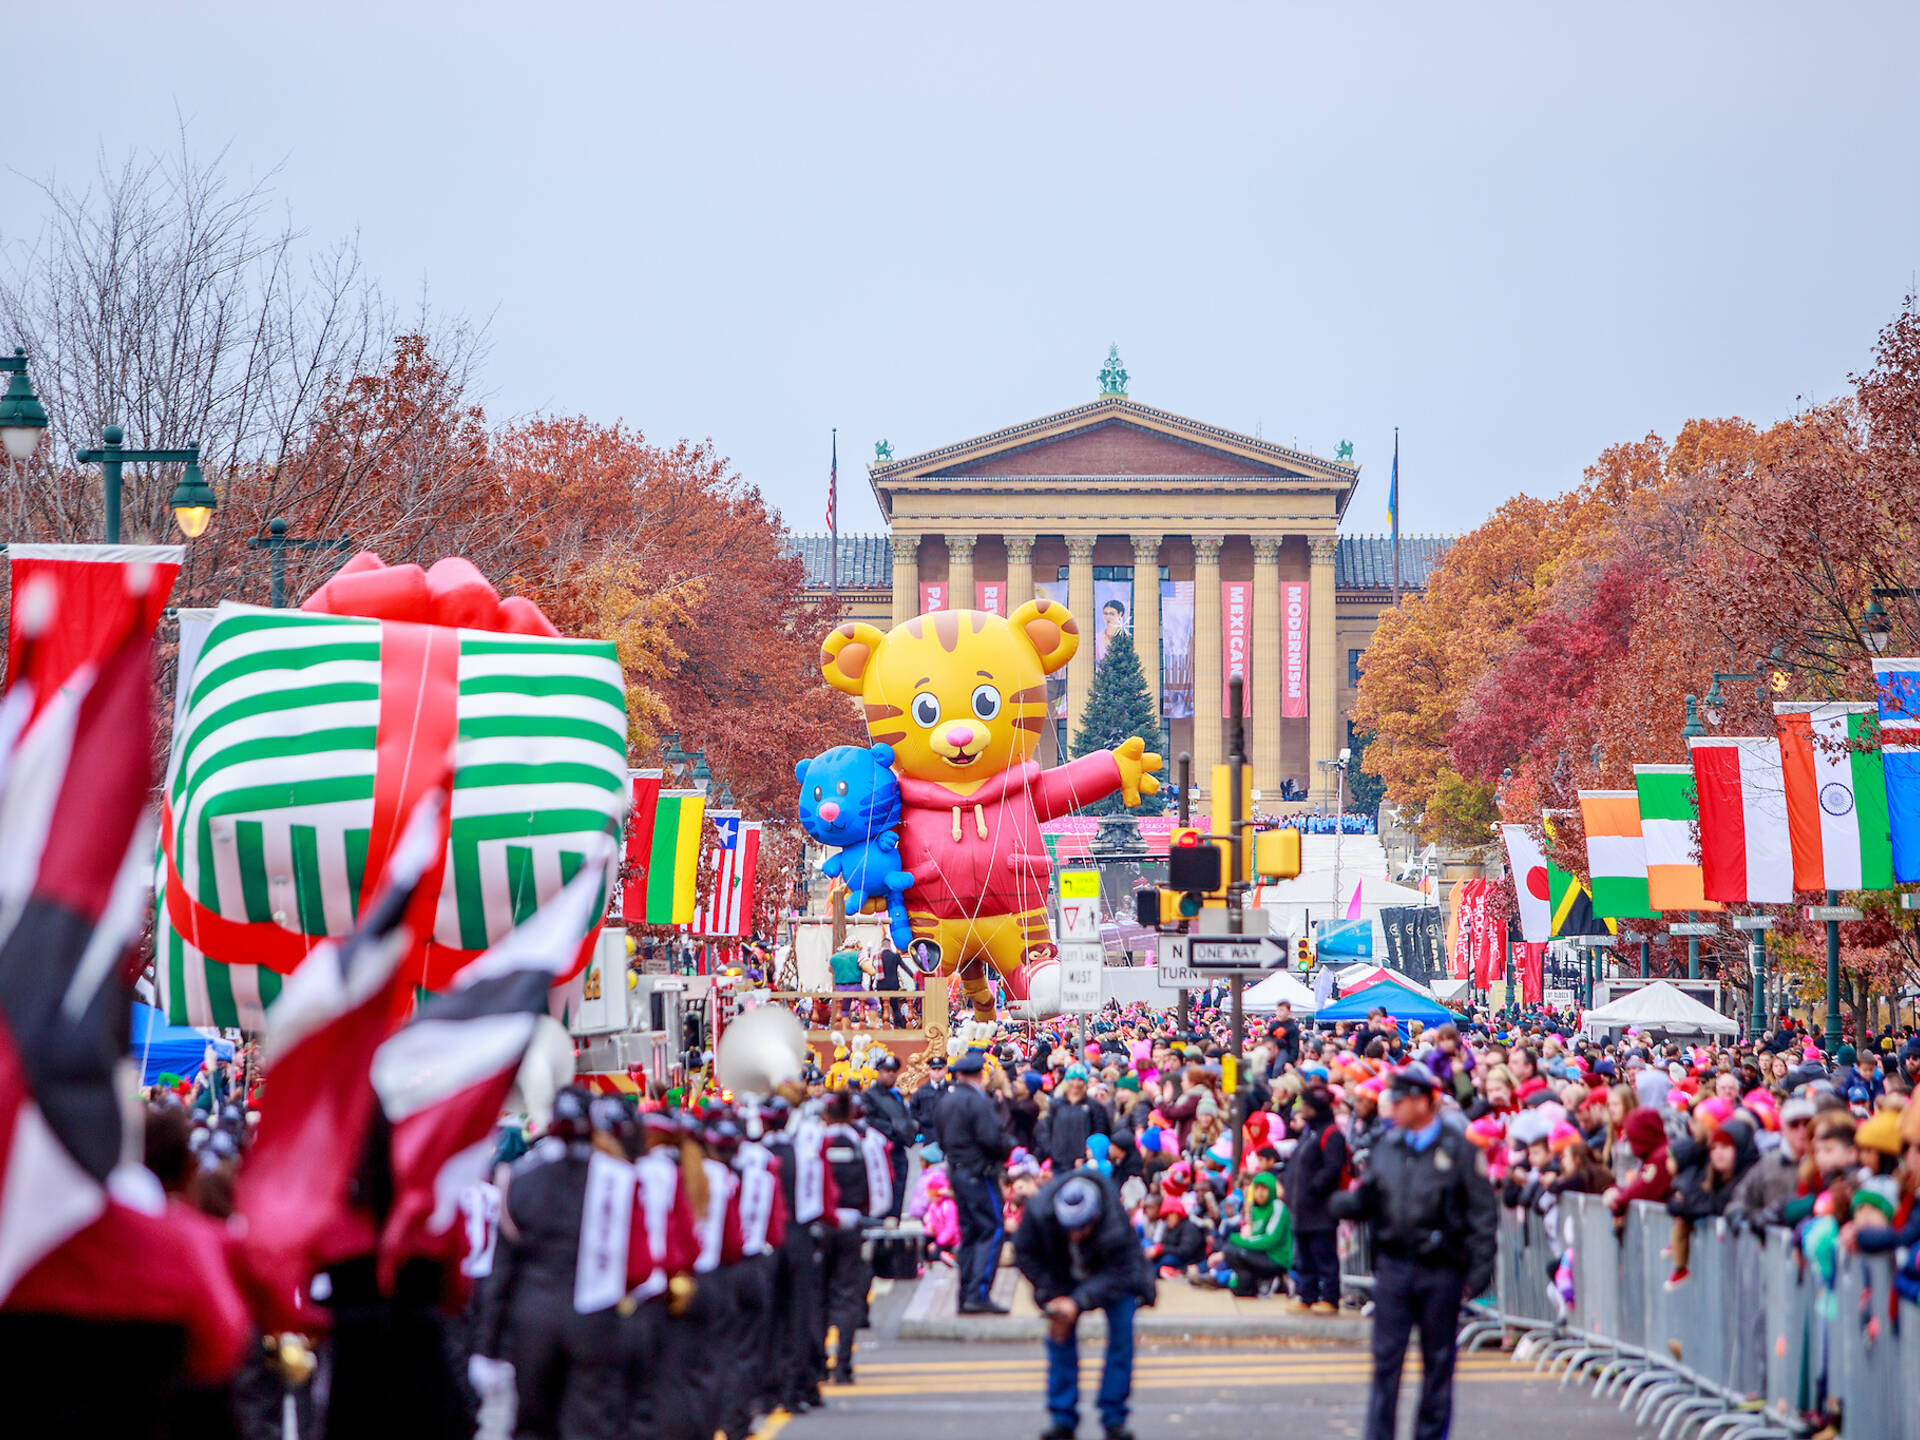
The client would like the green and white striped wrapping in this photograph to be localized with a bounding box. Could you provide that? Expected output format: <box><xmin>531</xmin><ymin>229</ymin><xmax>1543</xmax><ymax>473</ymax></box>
<box><xmin>155</xmin><ymin>604</ymin><xmax>626</xmax><ymax>1028</ymax></box>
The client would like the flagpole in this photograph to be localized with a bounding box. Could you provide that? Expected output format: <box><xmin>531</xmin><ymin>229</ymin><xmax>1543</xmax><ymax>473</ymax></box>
<box><xmin>1391</xmin><ymin>427</ymin><xmax>1401</xmax><ymax>607</ymax></box>
<box><xmin>829</xmin><ymin>428</ymin><xmax>839</xmax><ymax>597</ymax></box>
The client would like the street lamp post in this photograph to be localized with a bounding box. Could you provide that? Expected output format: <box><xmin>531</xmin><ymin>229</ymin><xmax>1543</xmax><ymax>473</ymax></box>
<box><xmin>1824</xmin><ymin>888</ymin><xmax>1843</xmax><ymax>1052</ymax></box>
<box><xmin>247</xmin><ymin>518</ymin><xmax>352</xmax><ymax>608</ymax></box>
<box><xmin>74</xmin><ymin>424</ymin><xmax>216</xmax><ymax>543</ymax></box>
<box><xmin>0</xmin><ymin>349</ymin><xmax>50</xmax><ymax>462</ymax></box>
<box><xmin>1679</xmin><ymin>694</ymin><xmax>1707</xmax><ymax>979</ymax></box>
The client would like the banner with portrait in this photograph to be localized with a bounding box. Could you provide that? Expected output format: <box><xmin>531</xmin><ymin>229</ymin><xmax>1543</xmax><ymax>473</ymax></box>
<box><xmin>1093</xmin><ymin>578</ymin><xmax>1131</xmax><ymax>665</ymax></box>
<box><xmin>1159</xmin><ymin>579</ymin><xmax>1193</xmax><ymax>718</ymax></box>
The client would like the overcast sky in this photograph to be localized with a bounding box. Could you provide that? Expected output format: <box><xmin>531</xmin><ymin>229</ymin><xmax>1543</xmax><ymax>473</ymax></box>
<box><xmin>8</xmin><ymin>3</ymin><xmax>1917</xmax><ymax>539</ymax></box>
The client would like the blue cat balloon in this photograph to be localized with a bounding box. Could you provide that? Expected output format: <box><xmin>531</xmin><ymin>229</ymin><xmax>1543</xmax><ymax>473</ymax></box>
<box><xmin>795</xmin><ymin>741</ymin><xmax>917</xmax><ymax>948</ymax></box>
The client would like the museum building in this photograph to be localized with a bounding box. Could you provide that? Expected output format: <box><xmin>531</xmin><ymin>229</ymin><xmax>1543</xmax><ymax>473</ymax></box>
<box><xmin>794</xmin><ymin>363</ymin><xmax>1449</xmax><ymax>808</ymax></box>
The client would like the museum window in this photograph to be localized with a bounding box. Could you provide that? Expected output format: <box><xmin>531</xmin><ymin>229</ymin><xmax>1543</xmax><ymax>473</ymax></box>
<box><xmin>1348</xmin><ymin>648</ymin><xmax>1364</xmax><ymax>687</ymax></box>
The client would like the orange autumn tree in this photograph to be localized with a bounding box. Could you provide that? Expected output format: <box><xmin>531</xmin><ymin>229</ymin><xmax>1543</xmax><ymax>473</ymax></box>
<box><xmin>496</xmin><ymin>415</ymin><xmax>860</xmax><ymax>936</ymax></box>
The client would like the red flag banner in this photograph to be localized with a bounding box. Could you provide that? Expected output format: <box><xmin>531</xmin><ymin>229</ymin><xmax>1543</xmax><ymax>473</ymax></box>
<box><xmin>1280</xmin><ymin>580</ymin><xmax>1308</xmax><ymax>719</ymax></box>
<box><xmin>975</xmin><ymin>580</ymin><xmax>1005</xmax><ymax>616</ymax></box>
<box><xmin>1514</xmin><ymin>941</ymin><xmax>1547</xmax><ymax>1005</ymax></box>
<box><xmin>622</xmin><ymin>769</ymin><xmax>663</xmax><ymax>921</ymax></box>
<box><xmin>919</xmin><ymin>581</ymin><xmax>946</xmax><ymax>615</ymax></box>
<box><xmin>1221</xmin><ymin>581</ymin><xmax>1251</xmax><ymax>716</ymax></box>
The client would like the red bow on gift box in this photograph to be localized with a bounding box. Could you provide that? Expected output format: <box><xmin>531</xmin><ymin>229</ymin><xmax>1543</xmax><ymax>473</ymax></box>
<box><xmin>165</xmin><ymin>551</ymin><xmax>603</xmax><ymax>991</ymax></box>
<box><xmin>302</xmin><ymin>552</ymin><xmax>560</xmax><ymax>636</ymax></box>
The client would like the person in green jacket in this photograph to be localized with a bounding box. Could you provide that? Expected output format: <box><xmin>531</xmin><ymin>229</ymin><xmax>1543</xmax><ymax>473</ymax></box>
<box><xmin>1221</xmin><ymin>1171</ymin><xmax>1295</xmax><ymax>1297</ymax></box>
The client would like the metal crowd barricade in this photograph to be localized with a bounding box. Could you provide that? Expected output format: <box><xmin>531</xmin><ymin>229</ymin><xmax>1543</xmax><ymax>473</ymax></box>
<box><xmin>1337</xmin><ymin>1217</ymin><xmax>1374</xmax><ymax>1297</ymax></box>
<box><xmin>1473</xmin><ymin>1193</ymin><xmax>1920</xmax><ymax>1439</ymax></box>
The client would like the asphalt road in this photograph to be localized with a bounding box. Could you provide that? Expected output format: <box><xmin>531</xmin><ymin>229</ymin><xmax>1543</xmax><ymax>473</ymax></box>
<box><xmin>766</xmin><ymin>1338</ymin><xmax>1643</xmax><ymax>1440</ymax></box>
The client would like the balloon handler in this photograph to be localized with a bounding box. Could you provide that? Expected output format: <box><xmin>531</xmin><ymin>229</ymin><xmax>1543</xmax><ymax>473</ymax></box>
<box><xmin>819</xmin><ymin>600</ymin><xmax>1161</xmax><ymax>1024</ymax></box>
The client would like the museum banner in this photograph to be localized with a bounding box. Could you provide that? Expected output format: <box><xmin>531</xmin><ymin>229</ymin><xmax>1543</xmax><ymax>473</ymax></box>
<box><xmin>1094</xmin><ymin>577</ymin><xmax>1130</xmax><ymax>665</ymax></box>
<box><xmin>1160</xmin><ymin>579</ymin><xmax>1193</xmax><ymax>718</ymax></box>
<box><xmin>1221</xmin><ymin>580</ymin><xmax>1251</xmax><ymax>716</ymax></box>
<box><xmin>974</xmin><ymin>580</ymin><xmax>1004</xmax><ymax>615</ymax></box>
<box><xmin>1281</xmin><ymin>580</ymin><xmax>1308</xmax><ymax>719</ymax></box>
<box><xmin>919</xmin><ymin>580</ymin><xmax>946</xmax><ymax>614</ymax></box>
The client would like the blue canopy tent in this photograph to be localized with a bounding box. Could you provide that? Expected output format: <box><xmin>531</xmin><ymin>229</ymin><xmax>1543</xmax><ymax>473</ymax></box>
<box><xmin>1315</xmin><ymin>977</ymin><xmax>1459</xmax><ymax>1028</ymax></box>
<box><xmin>130</xmin><ymin>1002</ymin><xmax>232</xmax><ymax>1086</ymax></box>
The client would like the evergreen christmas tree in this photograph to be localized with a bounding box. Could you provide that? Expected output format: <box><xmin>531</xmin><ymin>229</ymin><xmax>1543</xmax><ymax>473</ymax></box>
<box><xmin>1070</xmin><ymin>629</ymin><xmax>1166</xmax><ymax>816</ymax></box>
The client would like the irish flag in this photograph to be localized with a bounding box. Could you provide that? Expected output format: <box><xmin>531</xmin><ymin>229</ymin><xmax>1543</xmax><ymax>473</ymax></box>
<box><xmin>1576</xmin><ymin>790</ymin><xmax>1658</xmax><ymax>919</ymax></box>
<box><xmin>1775</xmin><ymin>702</ymin><xmax>1893</xmax><ymax>893</ymax></box>
<box><xmin>1689</xmin><ymin>736</ymin><xmax>1793</xmax><ymax>904</ymax></box>
<box><xmin>1631</xmin><ymin>764</ymin><xmax>1721</xmax><ymax>912</ymax></box>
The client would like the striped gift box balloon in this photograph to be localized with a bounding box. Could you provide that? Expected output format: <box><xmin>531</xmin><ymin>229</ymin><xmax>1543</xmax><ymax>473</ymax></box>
<box><xmin>155</xmin><ymin>604</ymin><xmax>627</xmax><ymax>1028</ymax></box>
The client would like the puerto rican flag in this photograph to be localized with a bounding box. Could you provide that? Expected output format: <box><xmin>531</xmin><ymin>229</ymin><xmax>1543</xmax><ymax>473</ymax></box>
<box><xmin>1875</xmin><ymin>658</ymin><xmax>1920</xmax><ymax>883</ymax></box>
<box><xmin>690</xmin><ymin>815</ymin><xmax>759</xmax><ymax>938</ymax></box>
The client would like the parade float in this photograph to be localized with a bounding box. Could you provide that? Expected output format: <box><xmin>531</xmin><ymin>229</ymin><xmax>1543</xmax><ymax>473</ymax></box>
<box><xmin>810</xmin><ymin>599</ymin><xmax>1162</xmax><ymax>1030</ymax></box>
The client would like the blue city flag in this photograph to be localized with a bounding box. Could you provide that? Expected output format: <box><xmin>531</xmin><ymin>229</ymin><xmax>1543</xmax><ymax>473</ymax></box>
<box><xmin>1874</xmin><ymin>658</ymin><xmax>1920</xmax><ymax>882</ymax></box>
<box><xmin>1387</xmin><ymin>431</ymin><xmax>1398</xmax><ymax>535</ymax></box>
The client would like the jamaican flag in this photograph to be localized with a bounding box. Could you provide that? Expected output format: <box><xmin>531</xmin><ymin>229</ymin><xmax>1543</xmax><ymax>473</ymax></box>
<box><xmin>1544</xmin><ymin>813</ymin><xmax>1616</xmax><ymax>938</ymax></box>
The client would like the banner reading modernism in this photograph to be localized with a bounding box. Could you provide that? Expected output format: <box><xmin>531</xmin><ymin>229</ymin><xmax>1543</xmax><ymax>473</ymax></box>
<box><xmin>1281</xmin><ymin>580</ymin><xmax>1308</xmax><ymax>719</ymax></box>
<box><xmin>1160</xmin><ymin>579</ymin><xmax>1193</xmax><ymax>718</ymax></box>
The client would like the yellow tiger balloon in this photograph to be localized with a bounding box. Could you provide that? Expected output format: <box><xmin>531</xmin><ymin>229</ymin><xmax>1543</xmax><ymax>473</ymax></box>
<box><xmin>819</xmin><ymin>601</ymin><xmax>1162</xmax><ymax>1022</ymax></box>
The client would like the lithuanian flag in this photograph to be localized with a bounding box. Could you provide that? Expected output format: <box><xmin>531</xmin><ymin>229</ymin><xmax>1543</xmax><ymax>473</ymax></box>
<box><xmin>645</xmin><ymin>789</ymin><xmax>707</xmax><ymax>925</ymax></box>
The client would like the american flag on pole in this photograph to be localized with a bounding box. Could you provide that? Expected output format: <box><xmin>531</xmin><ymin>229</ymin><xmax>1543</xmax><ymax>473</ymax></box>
<box><xmin>690</xmin><ymin>815</ymin><xmax>759</xmax><ymax>937</ymax></box>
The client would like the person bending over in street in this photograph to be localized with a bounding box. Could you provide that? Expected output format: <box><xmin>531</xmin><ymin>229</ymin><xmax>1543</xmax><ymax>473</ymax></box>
<box><xmin>1015</xmin><ymin>1170</ymin><xmax>1156</xmax><ymax>1440</ymax></box>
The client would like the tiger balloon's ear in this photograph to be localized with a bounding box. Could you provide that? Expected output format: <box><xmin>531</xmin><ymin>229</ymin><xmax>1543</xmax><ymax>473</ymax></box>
<box><xmin>869</xmin><ymin>741</ymin><xmax>896</xmax><ymax>768</ymax></box>
<box><xmin>820</xmin><ymin>621</ymin><xmax>887</xmax><ymax>695</ymax></box>
<box><xmin>1008</xmin><ymin>598</ymin><xmax>1079</xmax><ymax>675</ymax></box>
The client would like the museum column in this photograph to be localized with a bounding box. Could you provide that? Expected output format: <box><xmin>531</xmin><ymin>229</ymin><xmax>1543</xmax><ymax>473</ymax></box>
<box><xmin>1131</xmin><ymin>535</ymin><xmax>1162</xmax><ymax>718</ymax></box>
<box><xmin>946</xmin><ymin>533</ymin><xmax>975</xmax><ymax>611</ymax></box>
<box><xmin>1005</xmin><ymin>535</ymin><xmax>1034</xmax><ymax>612</ymax></box>
<box><xmin>1191</xmin><ymin>536</ymin><xmax>1223</xmax><ymax>795</ymax></box>
<box><xmin>1251</xmin><ymin>536</ymin><xmax>1282</xmax><ymax>796</ymax></box>
<box><xmin>891</xmin><ymin>534</ymin><xmax>920</xmax><ymax>628</ymax></box>
<box><xmin>1066</xmin><ymin>536</ymin><xmax>1097</xmax><ymax>738</ymax></box>
<box><xmin>1308</xmin><ymin>535</ymin><xmax>1340</xmax><ymax>805</ymax></box>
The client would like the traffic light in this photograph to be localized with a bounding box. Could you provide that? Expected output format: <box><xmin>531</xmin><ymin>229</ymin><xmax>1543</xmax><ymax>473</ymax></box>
<box><xmin>1208</xmin><ymin>764</ymin><xmax>1254</xmax><ymax>882</ymax></box>
<box><xmin>1134</xmin><ymin>887</ymin><xmax>1182</xmax><ymax>927</ymax></box>
<box><xmin>1295</xmin><ymin>935</ymin><xmax>1312</xmax><ymax>971</ymax></box>
<box><xmin>1167</xmin><ymin>830</ymin><xmax>1222</xmax><ymax>920</ymax></box>
<box><xmin>1255</xmin><ymin>827</ymin><xmax>1301</xmax><ymax>880</ymax></box>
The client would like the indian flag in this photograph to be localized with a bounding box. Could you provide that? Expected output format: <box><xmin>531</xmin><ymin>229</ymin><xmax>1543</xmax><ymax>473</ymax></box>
<box><xmin>1632</xmin><ymin>765</ymin><xmax>1722</xmax><ymax>912</ymax></box>
<box><xmin>645</xmin><ymin>789</ymin><xmax>706</xmax><ymax>925</ymax></box>
<box><xmin>1576</xmin><ymin>791</ymin><xmax>1657</xmax><ymax>919</ymax></box>
<box><xmin>1775</xmin><ymin>702</ymin><xmax>1893</xmax><ymax>893</ymax></box>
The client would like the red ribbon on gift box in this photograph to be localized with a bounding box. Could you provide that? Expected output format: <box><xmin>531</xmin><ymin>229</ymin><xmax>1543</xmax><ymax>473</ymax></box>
<box><xmin>164</xmin><ymin>553</ymin><xmax>600</xmax><ymax>988</ymax></box>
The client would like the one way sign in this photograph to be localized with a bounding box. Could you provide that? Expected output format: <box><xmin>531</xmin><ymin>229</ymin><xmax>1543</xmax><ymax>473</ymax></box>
<box><xmin>1186</xmin><ymin>933</ymin><xmax>1288</xmax><ymax>972</ymax></box>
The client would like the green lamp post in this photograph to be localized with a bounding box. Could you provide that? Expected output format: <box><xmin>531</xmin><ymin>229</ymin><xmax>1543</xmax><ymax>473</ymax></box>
<box><xmin>248</xmin><ymin>517</ymin><xmax>352</xmax><ymax>608</ymax></box>
<box><xmin>0</xmin><ymin>349</ymin><xmax>50</xmax><ymax>463</ymax></box>
<box><xmin>74</xmin><ymin>424</ymin><xmax>216</xmax><ymax>543</ymax></box>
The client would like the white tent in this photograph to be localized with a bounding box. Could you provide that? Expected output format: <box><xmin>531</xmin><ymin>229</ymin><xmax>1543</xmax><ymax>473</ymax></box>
<box><xmin>1582</xmin><ymin>980</ymin><xmax>1737</xmax><ymax>1036</ymax></box>
<box><xmin>1431</xmin><ymin>977</ymin><xmax>1473</xmax><ymax>1005</ymax></box>
<box><xmin>1241</xmin><ymin>970</ymin><xmax>1318</xmax><ymax>1011</ymax></box>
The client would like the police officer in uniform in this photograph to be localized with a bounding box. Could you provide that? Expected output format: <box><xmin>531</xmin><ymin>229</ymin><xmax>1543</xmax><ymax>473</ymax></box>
<box><xmin>860</xmin><ymin>1053</ymin><xmax>915</xmax><ymax>1218</ymax></box>
<box><xmin>908</xmin><ymin>1054</ymin><xmax>949</xmax><ymax>1140</ymax></box>
<box><xmin>935</xmin><ymin>1049</ymin><xmax>1012</xmax><ymax>1313</ymax></box>
<box><xmin>1331</xmin><ymin>1061</ymin><xmax>1497</xmax><ymax>1440</ymax></box>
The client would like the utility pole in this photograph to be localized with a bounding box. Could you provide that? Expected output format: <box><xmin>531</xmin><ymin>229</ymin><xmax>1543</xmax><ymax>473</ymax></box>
<box><xmin>1176</xmin><ymin>751</ymin><xmax>1191</xmax><ymax>1036</ymax></box>
<box><xmin>1227</xmin><ymin>677</ymin><xmax>1247</xmax><ymax>1177</ymax></box>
